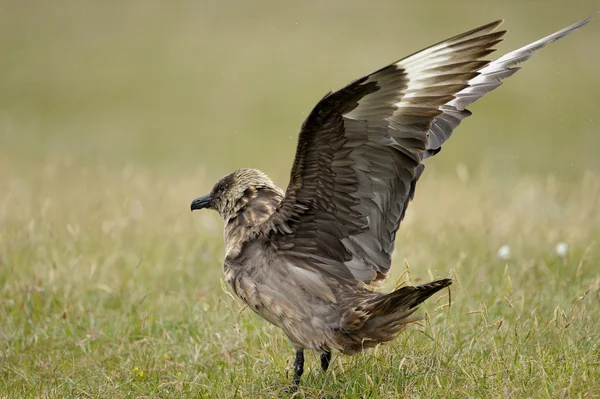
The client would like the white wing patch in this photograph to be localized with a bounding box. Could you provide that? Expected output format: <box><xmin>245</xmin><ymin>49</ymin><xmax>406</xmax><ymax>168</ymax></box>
<box><xmin>447</xmin><ymin>17</ymin><xmax>593</xmax><ymax>112</ymax></box>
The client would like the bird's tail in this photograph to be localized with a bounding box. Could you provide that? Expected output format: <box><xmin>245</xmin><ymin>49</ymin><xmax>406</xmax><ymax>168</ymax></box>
<box><xmin>337</xmin><ymin>278</ymin><xmax>452</xmax><ymax>353</ymax></box>
<box><xmin>361</xmin><ymin>278</ymin><xmax>452</xmax><ymax>334</ymax></box>
<box><xmin>375</xmin><ymin>278</ymin><xmax>452</xmax><ymax>314</ymax></box>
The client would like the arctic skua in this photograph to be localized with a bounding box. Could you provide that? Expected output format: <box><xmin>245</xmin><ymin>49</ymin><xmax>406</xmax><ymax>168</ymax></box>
<box><xmin>191</xmin><ymin>17</ymin><xmax>592</xmax><ymax>385</ymax></box>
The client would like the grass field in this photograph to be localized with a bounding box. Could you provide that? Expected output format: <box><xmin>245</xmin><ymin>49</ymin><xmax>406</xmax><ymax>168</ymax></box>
<box><xmin>1</xmin><ymin>1</ymin><xmax>600</xmax><ymax>398</ymax></box>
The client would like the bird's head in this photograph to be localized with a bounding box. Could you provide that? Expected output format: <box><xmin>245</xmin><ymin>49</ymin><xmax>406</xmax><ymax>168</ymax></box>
<box><xmin>190</xmin><ymin>168</ymin><xmax>283</xmax><ymax>222</ymax></box>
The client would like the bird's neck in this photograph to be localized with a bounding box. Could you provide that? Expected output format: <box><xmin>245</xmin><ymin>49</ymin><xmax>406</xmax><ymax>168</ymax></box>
<box><xmin>223</xmin><ymin>186</ymin><xmax>284</xmax><ymax>258</ymax></box>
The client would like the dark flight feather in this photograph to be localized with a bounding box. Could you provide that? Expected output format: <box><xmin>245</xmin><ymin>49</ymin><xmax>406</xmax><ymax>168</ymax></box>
<box><xmin>266</xmin><ymin>17</ymin><xmax>592</xmax><ymax>285</ymax></box>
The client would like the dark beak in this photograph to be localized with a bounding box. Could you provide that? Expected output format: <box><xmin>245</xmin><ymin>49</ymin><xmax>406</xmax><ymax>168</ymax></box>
<box><xmin>190</xmin><ymin>194</ymin><xmax>212</xmax><ymax>211</ymax></box>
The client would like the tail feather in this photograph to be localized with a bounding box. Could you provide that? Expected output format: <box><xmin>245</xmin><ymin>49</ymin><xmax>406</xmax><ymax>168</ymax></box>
<box><xmin>382</xmin><ymin>278</ymin><xmax>452</xmax><ymax>312</ymax></box>
<box><xmin>339</xmin><ymin>278</ymin><xmax>452</xmax><ymax>353</ymax></box>
<box><xmin>365</xmin><ymin>278</ymin><xmax>452</xmax><ymax>325</ymax></box>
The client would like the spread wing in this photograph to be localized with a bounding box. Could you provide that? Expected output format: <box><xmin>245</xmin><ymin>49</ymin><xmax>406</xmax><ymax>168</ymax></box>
<box><xmin>425</xmin><ymin>17</ymin><xmax>592</xmax><ymax>158</ymax></box>
<box><xmin>267</xmin><ymin>18</ymin><xmax>591</xmax><ymax>285</ymax></box>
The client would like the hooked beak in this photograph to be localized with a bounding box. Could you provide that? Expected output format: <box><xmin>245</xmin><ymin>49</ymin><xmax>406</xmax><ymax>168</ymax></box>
<box><xmin>190</xmin><ymin>194</ymin><xmax>212</xmax><ymax>211</ymax></box>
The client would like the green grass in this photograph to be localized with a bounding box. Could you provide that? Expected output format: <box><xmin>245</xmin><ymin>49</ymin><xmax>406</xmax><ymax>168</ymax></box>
<box><xmin>1</xmin><ymin>1</ymin><xmax>600</xmax><ymax>397</ymax></box>
<box><xmin>1</xmin><ymin>165</ymin><xmax>599</xmax><ymax>398</ymax></box>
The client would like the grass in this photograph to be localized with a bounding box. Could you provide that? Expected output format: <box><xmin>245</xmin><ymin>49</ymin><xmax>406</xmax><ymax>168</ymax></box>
<box><xmin>1</xmin><ymin>163</ymin><xmax>599</xmax><ymax>398</ymax></box>
<box><xmin>1</xmin><ymin>1</ymin><xmax>600</xmax><ymax>397</ymax></box>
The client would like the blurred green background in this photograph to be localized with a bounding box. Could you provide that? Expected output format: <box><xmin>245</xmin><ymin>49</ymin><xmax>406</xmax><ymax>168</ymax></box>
<box><xmin>1</xmin><ymin>0</ymin><xmax>598</xmax><ymax>185</ymax></box>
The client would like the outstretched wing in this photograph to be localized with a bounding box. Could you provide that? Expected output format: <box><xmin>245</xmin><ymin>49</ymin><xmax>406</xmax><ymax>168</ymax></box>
<box><xmin>425</xmin><ymin>17</ymin><xmax>592</xmax><ymax>158</ymax></box>
<box><xmin>267</xmin><ymin>18</ymin><xmax>591</xmax><ymax>285</ymax></box>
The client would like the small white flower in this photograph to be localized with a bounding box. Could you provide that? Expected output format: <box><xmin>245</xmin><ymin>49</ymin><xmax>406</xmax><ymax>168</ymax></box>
<box><xmin>555</xmin><ymin>242</ymin><xmax>568</xmax><ymax>258</ymax></box>
<box><xmin>497</xmin><ymin>245</ymin><xmax>511</xmax><ymax>260</ymax></box>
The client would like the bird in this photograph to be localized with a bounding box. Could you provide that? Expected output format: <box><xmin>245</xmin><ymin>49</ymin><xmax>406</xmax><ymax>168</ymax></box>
<box><xmin>190</xmin><ymin>16</ymin><xmax>592</xmax><ymax>385</ymax></box>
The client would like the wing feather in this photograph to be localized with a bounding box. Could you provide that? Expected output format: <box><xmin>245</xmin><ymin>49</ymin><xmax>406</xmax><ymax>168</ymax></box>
<box><xmin>425</xmin><ymin>17</ymin><xmax>592</xmax><ymax>159</ymax></box>
<box><xmin>267</xmin><ymin>17</ymin><xmax>592</xmax><ymax>285</ymax></box>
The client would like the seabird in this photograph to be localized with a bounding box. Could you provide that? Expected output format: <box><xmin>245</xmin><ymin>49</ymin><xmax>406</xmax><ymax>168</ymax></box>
<box><xmin>191</xmin><ymin>16</ymin><xmax>592</xmax><ymax>385</ymax></box>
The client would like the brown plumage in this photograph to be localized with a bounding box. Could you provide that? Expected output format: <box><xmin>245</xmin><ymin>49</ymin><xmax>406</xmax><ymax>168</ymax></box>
<box><xmin>190</xmin><ymin>17</ymin><xmax>592</xmax><ymax>384</ymax></box>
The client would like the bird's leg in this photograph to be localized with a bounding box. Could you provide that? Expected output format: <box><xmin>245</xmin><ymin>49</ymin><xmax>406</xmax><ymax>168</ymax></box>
<box><xmin>292</xmin><ymin>350</ymin><xmax>304</xmax><ymax>385</ymax></box>
<box><xmin>320</xmin><ymin>351</ymin><xmax>332</xmax><ymax>372</ymax></box>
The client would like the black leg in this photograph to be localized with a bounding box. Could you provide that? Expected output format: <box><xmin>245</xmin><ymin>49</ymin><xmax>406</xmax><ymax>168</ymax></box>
<box><xmin>320</xmin><ymin>351</ymin><xmax>332</xmax><ymax>372</ymax></box>
<box><xmin>292</xmin><ymin>350</ymin><xmax>304</xmax><ymax>385</ymax></box>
